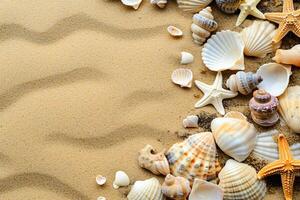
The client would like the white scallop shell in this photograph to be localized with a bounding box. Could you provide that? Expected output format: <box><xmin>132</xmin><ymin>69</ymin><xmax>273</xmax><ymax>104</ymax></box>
<box><xmin>177</xmin><ymin>0</ymin><xmax>213</xmax><ymax>13</ymax></box>
<box><xmin>181</xmin><ymin>52</ymin><xmax>194</xmax><ymax>64</ymax></box>
<box><xmin>113</xmin><ymin>171</ymin><xmax>130</xmax><ymax>189</ymax></box>
<box><xmin>241</xmin><ymin>21</ymin><xmax>281</xmax><ymax>58</ymax></box>
<box><xmin>256</xmin><ymin>63</ymin><xmax>292</xmax><ymax>97</ymax></box>
<box><xmin>171</xmin><ymin>68</ymin><xmax>193</xmax><ymax>88</ymax></box>
<box><xmin>127</xmin><ymin>178</ymin><xmax>165</xmax><ymax>200</ymax></box>
<box><xmin>121</xmin><ymin>0</ymin><xmax>143</xmax><ymax>9</ymax></box>
<box><xmin>167</xmin><ymin>26</ymin><xmax>183</xmax><ymax>37</ymax></box>
<box><xmin>202</xmin><ymin>30</ymin><xmax>245</xmax><ymax>71</ymax></box>
<box><xmin>183</xmin><ymin>115</ymin><xmax>199</xmax><ymax>128</ymax></box>
<box><xmin>96</xmin><ymin>175</ymin><xmax>107</xmax><ymax>186</ymax></box>
<box><xmin>189</xmin><ymin>179</ymin><xmax>224</xmax><ymax>200</ymax></box>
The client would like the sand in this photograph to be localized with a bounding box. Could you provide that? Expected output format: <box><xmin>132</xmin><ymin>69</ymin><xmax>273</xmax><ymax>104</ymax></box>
<box><xmin>0</xmin><ymin>0</ymin><xmax>299</xmax><ymax>199</ymax></box>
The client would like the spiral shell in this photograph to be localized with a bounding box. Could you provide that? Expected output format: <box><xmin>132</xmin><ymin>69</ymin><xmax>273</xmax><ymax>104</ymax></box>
<box><xmin>177</xmin><ymin>0</ymin><xmax>213</xmax><ymax>13</ymax></box>
<box><xmin>162</xmin><ymin>174</ymin><xmax>191</xmax><ymax>200</ymax></box>
<box><xmin>215</xmin><ymin>0</ymin><xmax>241</xmax><ymax>14</ymax></box>
<box><xmin>191</xmin><ymin>7</ymin><xmax>218</xmax><ymax>45</ymax></box>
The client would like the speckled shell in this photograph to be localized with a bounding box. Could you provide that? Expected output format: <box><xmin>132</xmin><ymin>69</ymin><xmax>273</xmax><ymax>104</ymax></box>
<box><xmin>138</xmin><ymin>144</ymin><xmax>170</xmax><ymax>176</ymax></box>
<box><xmin>218</xmin><ymin>159</ymin><xmax>267</xmax><ymax>200</ymax></box>
<box><xmin>211</xmin><ymin>111</ymin><xmax>257</xmax><ymax>162</ymax></box>
<box><xmin>162</xmin><ymin>174</ymin><xmax>191</xmax><ymax>200</ymax></box>
<box><xmin>191</xmin><ymin>7</ymin><xmax>218</xmax><ymax>45</ymax></box>
<box><xmin>215</xmin><ymin>0</ymin><xmax>241</xmax><ymax>14</ymax></box>
<box><xmin>177</xmin><ymin>0</ymin><xmax>213</xmax><ymax>12</ymax></box>
<box><xmin>273</xmin><ymin>44</ymin><xmax>300</xmax><ymax>67</ymax></box>
<box><xmin>166</xmin><ymin>132</ymin><xmax>221</xmax><ymax>184</ymax></box>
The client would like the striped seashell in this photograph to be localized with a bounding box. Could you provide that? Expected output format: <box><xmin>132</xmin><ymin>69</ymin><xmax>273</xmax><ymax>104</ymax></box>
<box><xmin>162</xmin><ymin>174</ymin><xmax>191</xmax><ymax>200</ymax></box>
<box><xmin>177</xmin><ymin>0</ymin><xmax>213</xmax><ymax>13</ymax></box>
<box><xmin>171</xmin><ymin>68</ymin><xmax>193</xmax><ymax>88</ymax></box>
<box><xmin>211</xmin><ymin>111</ymin><xmax>257</xmax><ymax>162</ymax></box>
<box><xmin>218</xmin><ymin>159</ymin><xmax>267</xmax><ymax>200</ymax></box>
<box><xmin>215</xmin><ymin>0</ymin><xmax>241</xmax><ymax>14</ymax></box>
<box><xmin>166</xmin><ymin>132</ymin><xmax>221</xmax><ymax>184</ymax></box>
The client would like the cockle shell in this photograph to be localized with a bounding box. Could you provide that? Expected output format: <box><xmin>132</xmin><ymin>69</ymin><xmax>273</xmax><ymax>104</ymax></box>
<box><xmin>113</xmin><ymin>171</ymin><xmax>130</xmax><ymax>189</ymax></box>
<box><xmin>167</xmin><ymin>26</ymin><xmax>183</xmax><ymax>37</ymax></box>
<box><xmin>150</xmin><ymin>0</ymin><xmax>167</xmax><ymax>8</ymax></box>
<box><xmin>162</xmin><ymin>174</ymin><xmax>191</xmax><ymax>200</ymax></box>
<box><xmin>127</xmin><ymin>178</ymin><xmax>165</xmax><ymax>200</ymax></box>
<box><xmin>273</xmin><ymin>44</ymin><xmax>300</xmax><ymax>67</ymax></box>
<box><xmin>256</xmin><ymin>63</ymin><xmax>292</xmax><ymax>97</ymax></box>
<box><xmin>211</xmin><ymin>111</ymin><xmax>257</xmax><ymax>162</ymax></box>
<box><xmin>171</xmin><ymin>68</ymin><xmax>193</xmax><ymax>88</ymax></box>
<box><xmin>189</xmin><ymin>178</ymin><xmax>224</xmax><ymax>200</ymax></box>
<box><xmin>241</xmin><ymin>21</ymin><xmax>281</xmax><ymax>58</ymax></box>
<box><xmin>215</xmin><ymin>0</ymin><xmax>241</xmax><ymax>14</ymax></box>
<box><xmin>121</xmin><ymin>0</ymin><xmax>143</xmax><ymax>9</ymax></box>
<box><xmin>181</xmin><ymin>52</ymin><xmax>194</xmax><ymax>64</ymax></box>
<box><xmin>138</xmin><ymin>144</ymin><xmax>170</xmax><ymax>176</ymax></box>
<box><xmin>96</xmin><ymin>175</ymin><xmax>107</xmax><ymax>186</ymax></box>
<box><xmin>218</xmin><ymin>159</ymin><xmax>267</xmax><ymax>200</ymax></box>
<box><xmin>177</xmin><ymin>0</ymin><xmax>213</xmax><ymax>13</ymax></box>
<box><xmin>166</xmin><ymin>132</ymin><xmax>221</xmax><ymax>183</ymax></box>
<box><xmin>202</xmin><ymin>30</ymin><xmax>245</xmax><ymax>71</ymax></box>
<box><xmin>183</xmin><ymin>115</ymin><xmax>199</xmax><ymax>128</ymax></box>
<box><xmin>279</xmin><ymin>86</ymin><xmax>300</xmax><ymax>133</ymax></box>
<box><xmin>191</xmin><ymin>7</ymin><xmax>218</xmax><ymax>45</ymax></box>
<box><xmin>226</xmin><ymin>71</ymin><xmax>263</xmax><ymax>95</ymax></box>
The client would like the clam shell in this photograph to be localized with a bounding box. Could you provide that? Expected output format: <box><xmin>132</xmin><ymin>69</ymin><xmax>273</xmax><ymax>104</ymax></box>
<box><xmin>215</xmin><ymin>0</ymin><xmax>241</xmax><ymax>14</ymax></box>
<box><xmin>121</xmin><ymin>0</ymin><xmax>143</xmax><ymax>9</ymax></box>
<box><xmin>183</xmin><ymin>115</ymin><xmax>199</xmax><ymax>128</ymax></box>
<box><xmin>96</xmin><ymin>175</ymin><xmax>107</xmax><ymax>186</ymax></box>
<box><xmin>162</xmin><ymin>174</ymin><xmax>191</xmax><ymax>200</ymax></box>
<box><xmin>189</xmin><ymin>178</ymin><xmax>224</xmax><ymax>200</ymax></box>
<box><xmin>113</xmin><ymin>171</ymin><xmax>130</xmax><ymax>189</ymax></box>
<box><xmin>171</xmin><ymin>68</ymin><xmax>193</xmax><ymax>88</ymax></box>
<box><xmin>218</xmin><ymin>159</ymin><xmax>267</xmax><ymax>200</ymax></box>
<box><xmin>202</xmin><ymin>30</ymin><xmax>245</xmax><ymax>71</ymax></box>
<box><xmin>177</xmin><ymin>0</ymin><xmax>213</xmax><ymax>13</ymax></box>
<box><xmin>273</xmin><ymin>44</ymin><xmax>300</xmax><ymax>67</ymax></box>
<box><xmin>211</xmin><ymin>111</ymin><xmax>257</xmax><ymax>162</ymax></box>
<box><xmin>181</xmin><ymin>52</ymin><xmax>194</xmax><ymax>64</ymax></box>
<box><xmin>167</xmin><ymin>26</ymin><xmax>183</xmax><ymax>37</ymax></box>
<box><xmin>256</xmin><ymin>63</ymin><xmax>292</xmax><ymax>97</ymax></box>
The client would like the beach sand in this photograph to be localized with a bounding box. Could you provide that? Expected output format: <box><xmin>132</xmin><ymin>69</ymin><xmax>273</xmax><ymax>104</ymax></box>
<box><xmin>0</xmin><ymin>0</ymin><xmax>299</xmax><ymax>199</ymax></box>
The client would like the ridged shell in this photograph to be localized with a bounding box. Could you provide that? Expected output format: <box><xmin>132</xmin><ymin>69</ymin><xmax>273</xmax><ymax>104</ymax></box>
<box><xmin>121</xmin><ymin>0</ymin><xmax>143</xmax><ymax>9</ymax></box>
<box><xmin>241</xmin><ymin>21</ymin><xmax>281</xmax><ymax>58</ymax></box>
<box><xmin>189</xmin><ymin>178</ymin><xmax>224</xmax><ymax>200</ymax></box>
<box><xmin>273</xmin><ymin>44</ymin><xmax>300</xmax><ymax>67</ymax></box>
<box><xmin>162</xmin><ymin>174</ymin><xmax>191</xmax><ymax>200</ymax></box>
<box><xmin>211</xmin><ymin>111</ymin><xmax>257</xmax><ymax>162</ymax></box>
<box><xmin>127</xmin><ymin>178</ymin><xmax>165</xmax><ymax>200</ymax></box>
<box><xmin>138</xmin><ymin>145</ymin><xmax>170</xmax><ymax>176</ymax></box>
<box><xmin>202</xmin><ymin>30</ymin><xmax>245</xmax><ymax>71</ymax></box>
<box><xmin>171</xmin><ymin>68</ymin><xmax>193</xmax><ymax>88</ymax></box>
<box><xmin>166</xmin><ymin>132</ymin><xmax>221</xmax><ymax>183</ymax></box>
<box><xmin>177</xmin><ymin>0</ymin><xmax>213</xmax><ymax>13</ymax></box>
<box><xmin>191</xmin><ymin>7</ymin><xmax>218</xmax><ymax>45</ymax></box>
<box><xmin>215</xmin><ymin>0</ymin><xmax>241</xmax><ymax>14</ymax></box>
<box><xmin>218</xmin><ymin>159</ymin><xmax>267</xmax><ymax>200</ymax></box>
<box><xmin>279</xmin><ymin>86</ymin><xmax>300</xmax><ymax>133</ymax></box>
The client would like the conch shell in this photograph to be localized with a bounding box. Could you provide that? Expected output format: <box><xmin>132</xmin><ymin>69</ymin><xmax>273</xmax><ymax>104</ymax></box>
<box><xmin>273</xmin><ymin>44</ymin><xmax>300</xmax><ymax>67</ymax></box>
<box><xmin>215</xmin><ymin>0</ymin><xmax>241</xmax><ymax>14</ymax></box>
<box><xmin>162</xmin><ymin>174</ymin><xmax>191</xmax><ymax>200</ymax></box>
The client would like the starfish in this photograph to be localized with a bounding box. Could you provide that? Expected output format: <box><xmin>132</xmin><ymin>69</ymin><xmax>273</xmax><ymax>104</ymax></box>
<box><xmin>194</xmin><ymin>72</ymin><xmax>238</xmax><ymax>115</ymax></box>
<box><xmin>257</xmin><ymin>134</ymin><xmax>300</xmax><ymax>200</ymax></box>
<box><xmin>236</xmin><ymin>0</ymin><xmax>265</xmax><ymax>26</ymax></box>
<box><xmin>265</xmin><ymin>0</ymin><xmax>300</xmax><ymax>43</ymax></box>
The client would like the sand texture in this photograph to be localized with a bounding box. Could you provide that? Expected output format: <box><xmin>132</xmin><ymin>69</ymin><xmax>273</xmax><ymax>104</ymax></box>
<box><xmin>0</xmin><ymin>0</ymin><xmax>299</xmax><ymax>199</ymax></box>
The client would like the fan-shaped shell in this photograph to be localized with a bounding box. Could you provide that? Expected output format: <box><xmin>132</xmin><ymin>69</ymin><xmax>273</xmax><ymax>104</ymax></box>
<box><xmin>162</xmin><ymin>174</ymin><xmax>191</xmax><ymax>200</ymax></box>
<box><xmin>202</xmin><ymin>30</ymin><xmax>245</xmax><ymax>71</ymax></box>
<box><xmin>211</xmin><ymin>111</ymin><xmax>257</xmax><ymax>162</ymax></box>
<box><xmin>166</xmin><ymin>132</ymin><xmax>221</xmax><ymax>183</ymax></box>
<box><xmin>215</xmin><ymin>0</ymin><xmax>240</xmax><ymax>14</ymax></box>
<box><xmin>218</xmin><ymin>159</ymin><xmax>267</xmax><ymax>200</ymax></box>
<box><xmin>171</xmin><ymin>68</ymin><xmax>193</xmax><ymax>88</ymax></box>
<box><xmin>177</xmin><ymin>0</ymin><xmax>213</xmax><ymax>13</ymax></box>
<box><xmin>256</xmin><ymin>63</ymin><xmax>291</xmax><ymax>97</ymax></box>
<box><xmin>273</xmin><ymin>44</ymin><xmax>300</xmax><ymax>67</ymax></box>
<box><xmin>127</xmin><ymin>178</ymin><xmax>165</xmax><ymax>200</ymax></box>
<box><xmin>189</xmin><ymin>178</ymin><xmax>224</xmax><ymax>200</ymax></box>
<box><xmin>121</xmin><ymin>0</ymin><xmax>143</xmax><ymax>9</ymax></box>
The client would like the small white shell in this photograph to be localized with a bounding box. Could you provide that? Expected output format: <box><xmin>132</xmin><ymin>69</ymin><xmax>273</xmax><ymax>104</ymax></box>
<box><xmin>113</xmin><ymin>171</ymin><xmax>130</xmax><ymax>189</ymax></box>
<box><xmin>177</xmin><ymin>0</ymin><xmax>213</xmax><ymax>13</ymax></box>
<box><xmin>189</xmin><ymin>179</ymin><xmax>224</xmax><ymax>200</ymax></box>
<box><xmin>183</xmin><ymin>115</ymin><xmax>199</xmax><ymax>128</ymax></box>
<box><xmin>171</xmin><ymin>68</ymin><xmax>193</xmax><ymax>88</ymax></box>
<box><xmin>167</xmin><ymin>26</ymin><xmax>183</xmax><ymax>37</ymax></box>
<box><xmin>96</xmin><ymin>175</ymin><xmax>107</xmax><ymax>186</ymax></box>
<box><xmin>150</xmin><ymin>0</ymin><xmax>167</xmax><ymax>8</ymax></box>
<box><xmin>256</xmin><ymin>63</ymin><xmax>292</xmax><ymax>97</ymax></box>
<box><xmin>97</xmin><ymin>197</ymin><xmax>106</xmax><ymax>200</ymax></box>
<box><xmin>121</xmin><ymin>0</ymin><xmax>143</xmax><ymax>9</ymax></box>
<box><xmin>202</xmin><ymin>30</ymin><xmax>245</xmax><ymax>71</ymax></box>
<box><xmin>181</xmin><ymin>52</ymin><xmax>194</xmax><ymax>64</ymax></box>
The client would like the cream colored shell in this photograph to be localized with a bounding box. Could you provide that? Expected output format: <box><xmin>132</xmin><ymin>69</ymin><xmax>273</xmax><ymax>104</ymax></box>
<box><xmin>171</xmin><ymin>68</ymin><xmax>193</xmax><ymax>88</ymax></box>
<box><xmin>189</xmin><ymin>178</ymin><xmax>224</xmax><ymax>200</ymax></box>
<box><xmin>177</xmin><ymin>0</ymin><xmax>213</xmax><ymax>13</ymax></box>
<box><xmin>162</xmin><ymin>174</ymin><xmax>191</xmax><ymax>200</ymax></box>
<box><xmin>273</xmin><ymin>44</ymin><xmax>300</xmax><ymax>67</ymax></box>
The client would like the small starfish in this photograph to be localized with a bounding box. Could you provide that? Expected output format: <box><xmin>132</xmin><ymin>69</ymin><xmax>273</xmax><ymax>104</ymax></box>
<box><xmin>236</xmin><ymin>0</ymin><xmax>265</xmax><ymax>26</ymax></box>
<box><xmin>257</xmin><ymin>134</ymin><xmax>300</xmax><ymax>200</ymax></box>
<box><xmin>194</xmin><ymin>72</ymin><xmax>237</xmax><ymax>115</ymax></box>
<box><xmin>264</xmin><ymin>0</ymin><xmax>300</xmax><ymax>43</ymax></box>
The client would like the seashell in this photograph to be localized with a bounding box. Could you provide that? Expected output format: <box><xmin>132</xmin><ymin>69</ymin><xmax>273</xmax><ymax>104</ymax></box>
<box><xmin>127</xmin><ymin>178</ymin><xmax>165</xmax><ymax>200</ymax></box>
<box><xmin>112</xmin><ymin>171</ymin><xmax>130</xmax><ymax>189</ymax></box>
<box><xmin>291</xmin><ymin>143</ymin><xmax>300</xmax><ymax>160</ymax></box>
<box><xmin>177</xmin><ymin>0</ymin><xmax>213</xmax><ymax>13</ymax></box>
<box><xmin>215</xmin><ymin>0</ymin><xmax>241</xmax><ymax>14</ymax></box>
<box><xmin>181</xmin><ymin>52</ymin><xmax>194</xmax><ymax>64</ymax></box>
<box><xmin>241</xmin><ymin>20</ymin><xmax>281</xmax><ymax>58</ymax></box>
<box><xmin>150</xmin><ymin>0</ymin><xmax>167</xmax><ymax>8</ymax></box>
<box><xmin>166</xmin><ymin>132</ymin><xmax>221</xmax><ymax>183</ymax></box>
<box><xmin>256</xmin><ymin>63</ymin><xmax>292</xmax><ymax>97</ymax></box>
<box><xmin>138</xmin><ymin>144</ymin><xmax>170</xmax><ymax>176</ymax></box>
<box><xmin>191</xmin><ymin>7</ymin><xmax>218</xmax><ymax>45</ymax></box>
<box><xmin>171</xmin><ymin>68</ymin><xmax>193</xmax><ymax>88</ymax></box>
<box><xmin>162</xmin><ymin>174</ymin><xmax>191</xmax><ymax>200</ymax></box>
<box><xmin>278</xmin><ymin>86</ymin><xmax>300</xmax><ymax>133</ymax></box>
<box><xmin>211</xmin><ymin>111</ymin><xmax>257</xmax><ymax>162</ymax></box>
<box><xmin>96</xmin><ymin>175</ymin><xmax>107</xmax><ymax>186</ymax></box>
<box><xmin>183</xmin><ymin>115</ymin><xmax>199</xmax><ymax>128</ymax></box>
<box><xmin>189</xmin><ymin>178</ymin><xmax>224</xmax><ymax>200</ymax></box>
<box><xmin>202</xmin><ymin>30</ymin><xmax>245</xmax><ymax>71</ymax></box>
<box><xmin>97</xmin><ymin>197</ymin><xmax>106</xmax><ymax>200</ymax></box>
<box><xmin>226</xmin><ymin>71</ymin><xmax>263</xmax><ymax>95</ymax></box>
<box><xmin>273</xmin><ymin>44</ymin><xmax>300</xmax><ymax>67</ymax></box>
<box><xmin>167</xmin><ymin>26</ymin><xmax>183</xmax><ymax>37</ymax></box>
<box><xmin>121</xmin><ymin>0</ymin><xmax>143</xmax><ymax>9</ymax></box>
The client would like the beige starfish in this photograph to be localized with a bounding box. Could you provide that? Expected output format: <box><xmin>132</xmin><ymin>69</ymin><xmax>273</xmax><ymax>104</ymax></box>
<box><xmin>194</xmin><ymin>72</ymin><xmax>238</xmax><ymax>115</ymax></box>
<box><xmin>236</xmin><ymin>0</ymin><xmax>265</xmax><ymax>26</ymax></box>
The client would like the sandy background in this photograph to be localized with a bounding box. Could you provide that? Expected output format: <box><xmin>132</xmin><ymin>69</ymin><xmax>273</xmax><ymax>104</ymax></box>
<box><xmin>0</xmin><ymin>0</ymin><xmax>299</xmax><ymax>199</ymax></box>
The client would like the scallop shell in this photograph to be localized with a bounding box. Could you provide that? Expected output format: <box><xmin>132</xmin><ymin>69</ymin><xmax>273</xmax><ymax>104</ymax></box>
<box><xmin>113</xmin><ymin>171</ymin><xmax>130</xmax><ymax>189</ymax></box>
<box><xmin>189</xmin><ymin>178</ymin><xmax>224</xmax><ymax>200</ymax></box>
<box><xmin>241</xmin><ymin>21</ymin><xmax>281</xmax><ymax>58</ymax></box>
<box><xmin>211</xmin><ymin>111</ymin><xmax>257</xmax><ymax>162</ymax></box>
<box><xmin>218</xmin><ymin>159</ymin><xmax>267</xmax><ymax>200</ymax></box>
<box><xmin>202</xmin><ymin>30</ymin><xmax>245</xmax><ymax>71</ymax></box>
<box><xmin>121</xmin><ymin>0</ymin><xmax>143</xmax><ymax>9</ymax></box>
<box><xmin>183</xmin><ymin>115</ymin><xmax>199</xmax><ymax>128</ymax></box>
<box><xmin>273</xmin><ymin>44</ymin><xmax>300</xmax><ymax>67</ymax></box>
<box><xmin>177</xmin><ymin>0</ymin><xmax>213</xmax><ymax>13</ymax></box>
<box><xmin>127</xmin><ymin>178</ymin><xmax>165</xmax><ymax>200</ymax></box>
<box><xmin>181</xmin><ymin>52</ymin><xmax>194</xmax><ymax>64</ymax></box>
<box><xmin>166</xmin><ymin>132</ymin><xmax>221</xmax><ymax>183</ymax></box>
<box><xmin>278</xmin><ymin>86</ymin><xmax>300</xmax><ymax>133</ymax></box>
<box><xmin>162</xmin><ymin>174</ymin><xmax>191</xmax><ymax>200</ymax></box>
<box><xmin>191</xmin><ymin>7</ymin><xmax>218</xmax><ymax>45</ymax></box>
<box><xmin>96</xmin><ymin>175</ymin><xmax>107</xmax><ymax>186</ymax></box>
<box><xmin>150</xmin><ymin>0</ymin><xmax>167</xmax><ymax>8</ymax></box>
<box><xmin>256</xmin><ymin>63</ymin><xmax>292</xmax><ymax>97</ymax></box>
<box><xmin>215</xmin><ymin>0</ymin><xmax>241</xmax><ymax>14</ymax></box>
<box><xmin>167</xmin><ymin>26</ymin><xmax>183</xmax><ymax>37</ymax></box>
<box><xmin>138</xmin><ymin>144</ymin><xmax>170</xmax><ymax>176</ymax></box>
<box><xmin>171</xmin><ymin>68</ymin><xmax>193</xmax><ymax>88</ymax></box>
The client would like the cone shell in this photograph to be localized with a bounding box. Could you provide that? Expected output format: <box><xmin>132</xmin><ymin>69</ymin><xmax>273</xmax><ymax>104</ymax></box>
<box><xmin>202</xmin><ymin>30</ymin><xmax>245</xmax><ymax>71</ymax></box>
<box><xmin>166</xmin><ymin>132</ymin><xmax>221</xmax><ymax>183</ymax></box>
<box><xmin>189</xmin><ymin>178</ymin><xmax>224</xmax><ymax>200</ymax></box>
<box><xmin>211</xmin><ymin>111</ymin><xmax>257</xmax><ymax>162</ymax></box>
<box><xmin>215</xmin><ymin>0</ymin><xmax>241</xmax><ymax>14</ymax></box>
<box><xmin>177</xmin><ymin>0</ymin><xmax>213</xmax><ymax>13</ymax></box>
<box><xmin>241</xmin><ymin>21</ymin><xmax>281</xmax><ymax>58</ymax></box>
<box><xmin>273</xmin><ymin>44</ymin><xmax>300</xmax><ymax>67</ymax></box>
<box><xmin>218</xmin><ymin>159</ymin><xmax>267</xmax><ymax>200</ymax></box>
<box><xmin>162</xmin><ymin>174</ymin><xmax>191</xmax><ymax>200</ymax></box>
<box><xmin>171</xmin><ymin>68</ymin><xmax>193</xmax><ymax>88</ymax></box>
<box><xmin>127</xmin><ymin>178</ymin><xmax>165</xmax><ymax>200</ymax></box>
